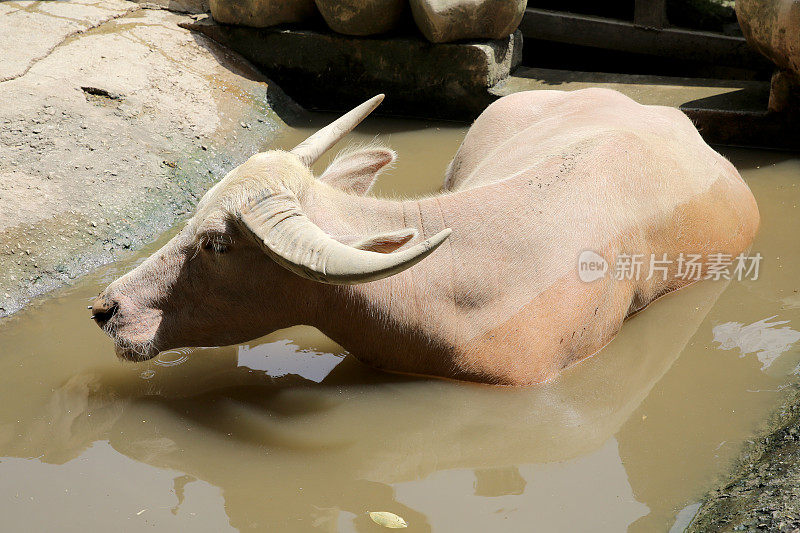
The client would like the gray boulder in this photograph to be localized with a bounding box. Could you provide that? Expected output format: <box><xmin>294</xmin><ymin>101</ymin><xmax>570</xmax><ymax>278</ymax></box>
<box><xmin>315</xmin><ymin>0</ymin><xmax>406</xmax><ymax>35</ymax></box>
<box><xmin>209</xmin><ymin>0</ymin><xmax>316</xmax><ymax>27</ymax></box>
<box><xmin>737</xmin><ymin>0</ymin><xmax>800</xmax><ymax>111</ymax></box>
<box><xmin>131</xmin><ymin>0</ymin><xmax>210</xmax><ymax>14</ymax></box>
<box><xmin>737</xmin><ymin>0</ymin><xmax>800</xmax><ymax>80</ymax></box>
<box><xmin>410</xmin><ymin>0</ymin><xmax>527</xmax><ymax>43</ymax></box>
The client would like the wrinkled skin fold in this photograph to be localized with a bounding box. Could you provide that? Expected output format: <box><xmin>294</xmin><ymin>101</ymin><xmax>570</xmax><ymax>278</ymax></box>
<box><xmin>92</xmin><ymin>89</ymin><xmax>760</xmax><ymax>385</ymax></box>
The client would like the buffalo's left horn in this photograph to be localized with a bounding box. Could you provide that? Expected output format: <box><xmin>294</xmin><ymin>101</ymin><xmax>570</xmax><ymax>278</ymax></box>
<box><xmin>239</xmin><ymin>188</ymin><xmax>451</xmax><ymax>285</ymax></box>
<box><xmin>290</xmin><ymin>94</ymin><xmax>384</xmax><ymax>167</ymax></box>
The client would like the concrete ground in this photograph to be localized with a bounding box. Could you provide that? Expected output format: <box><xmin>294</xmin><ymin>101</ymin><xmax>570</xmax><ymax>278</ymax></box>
<box><xmin>0</xmin><ymin>0</ymin><xmax>292</xmax><ymax>317</ymax></box>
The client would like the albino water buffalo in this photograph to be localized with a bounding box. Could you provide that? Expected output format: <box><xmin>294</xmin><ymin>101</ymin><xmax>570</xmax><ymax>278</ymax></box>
<box><xmin>91</xmin><ymin>89</ymin><xmax>759</xmax><ymax>385</ymax></box>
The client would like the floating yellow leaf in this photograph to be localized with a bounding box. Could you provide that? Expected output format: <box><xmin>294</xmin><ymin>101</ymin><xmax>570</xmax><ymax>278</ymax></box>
<box><xmin>368</xmin><ymin>511</ymin><xmax>408</xmax><ymax>528</ymax></box>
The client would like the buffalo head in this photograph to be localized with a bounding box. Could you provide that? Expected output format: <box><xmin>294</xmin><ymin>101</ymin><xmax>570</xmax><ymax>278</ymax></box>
<box><xmin>91</xmin><ymin>95</ymin><xmax>451</xmax><ymax>361</ymax></box>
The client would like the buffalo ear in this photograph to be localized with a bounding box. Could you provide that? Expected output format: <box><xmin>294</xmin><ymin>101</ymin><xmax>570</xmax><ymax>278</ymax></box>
<box><xmin>335</xmin><ymin>228</ymin><xmax>417</xmax><ymax>254</ymax></box>
<box><xmin>319</xmin><ymin>147</ymin><xmax>396</xmax><ymax>195</ymax></box>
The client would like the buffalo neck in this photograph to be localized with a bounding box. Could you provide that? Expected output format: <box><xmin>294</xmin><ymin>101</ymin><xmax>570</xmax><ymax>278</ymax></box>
<box><xmin>302</xmin><ymin>185</ymin><xmax>479</xmax><ymax>379</ymax></box>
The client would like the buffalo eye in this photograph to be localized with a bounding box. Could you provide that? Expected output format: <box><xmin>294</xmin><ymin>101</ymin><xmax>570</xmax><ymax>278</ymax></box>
<box><xmin>202</xmin><ymin>235</ymin><xmax>230</xmax><ymax>254</ymax></box>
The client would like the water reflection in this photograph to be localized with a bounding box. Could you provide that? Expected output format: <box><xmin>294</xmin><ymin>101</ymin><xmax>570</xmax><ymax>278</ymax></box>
<box><xmin>394</xmin><ymin>439</ymin><xmax>649</xmax><ymax>532</ymax></box>
<box><xmin>713</xmin><ymin>316</ymin><xmax>800</xmax><ymax>370</ymax></box>
<box><xmin>236</xmin><ymin>341</ymin><xmax>345</xmax><ymax>383</ymax></box>
<box><xmin>0</xmin><ymin>274</ymin><xmax>725</xmax><ymax>531</ymax></box>
<box><xmin>0</xmin><ymin>441</ymin><xmax>233</xmax><ymax>532</ymax></box>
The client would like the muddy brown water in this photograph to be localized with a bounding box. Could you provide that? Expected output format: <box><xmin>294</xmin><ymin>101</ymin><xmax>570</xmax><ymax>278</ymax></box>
<box><xmin>1</xmin><ymin>116</ymin><xmax>799</xmax><ymax>532</ymax></box>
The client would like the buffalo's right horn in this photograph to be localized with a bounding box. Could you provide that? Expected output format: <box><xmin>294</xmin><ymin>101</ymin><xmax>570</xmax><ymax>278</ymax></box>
<box><xmin>239</xmin><ymin>188</ymin><xmax>451</xmax><ymax>285</ymax></box>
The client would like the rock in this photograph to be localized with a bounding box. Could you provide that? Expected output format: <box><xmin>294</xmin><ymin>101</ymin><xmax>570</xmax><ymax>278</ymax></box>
<box><xmin>736</xmin><ymin>0</ymin><xmax>800</xmax><ymax>81</ymax></box>
<box><xmin>688</xmin><ymin>385</ymin><xmax>800</xmax><ymax>533</ymax></box>
<box><xmin>410</xmin><ymin>0</ymin><xmax>527</xmax><ymax>43</ymax></box>
<box><xmin>667</xmin><ymin>0</ymin><xmax>737</xmax><ymax>34</ymax></box>
<box><xmin>315</xmin><ymin>0</ymin><xmax>406</xmax><ymax>36</ymax></box>
<box><xmin>209</xmin><ymin>0</ymin><xmax>316</xmax><ymax>27</ymax></box>
<box><xmin>132</xmin><ymin>0</ymin><xmax>210</xmax><ymax>14</ymax></box>
<box><xmin>187</xmin><ymin>18</ymin><xmax>523</xmax><ymax>119</ymax></box>
<box><xmin>768</xmin><ymin>70</ymin><xmax>800</xmax><ymax>112</ymax></box>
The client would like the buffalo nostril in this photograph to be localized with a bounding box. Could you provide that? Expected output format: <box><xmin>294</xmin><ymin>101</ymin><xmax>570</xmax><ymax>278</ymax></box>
<box><xmin>91</xmin><ymin>299</ymin><xmax>119</xmax><ymax>325</ymax></box>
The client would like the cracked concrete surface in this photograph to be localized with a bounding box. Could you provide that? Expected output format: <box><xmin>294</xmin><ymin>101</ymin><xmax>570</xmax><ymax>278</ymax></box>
<box><xmin>0</xmin><ymin>1</ymin><xmax>292</xmax><ymax>317</ymax></box>
<box><xmin>0</xmin><ymin>0</ymin><xmax>140</xmax><ymax>82</ymax></box>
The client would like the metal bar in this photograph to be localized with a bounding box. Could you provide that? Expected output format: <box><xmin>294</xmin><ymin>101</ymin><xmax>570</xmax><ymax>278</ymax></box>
<box><xmin>520</xmin><ymin>8</ymin><xmax>770</xmax><ymax>70</ymax></box>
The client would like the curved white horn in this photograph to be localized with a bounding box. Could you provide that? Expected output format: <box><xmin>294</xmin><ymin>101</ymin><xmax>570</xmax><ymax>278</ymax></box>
<box><xmin>290</xmin><ymin>94</ymin><xmax>384</xmax><ymax>167</ymax></box>
<box><xmin>239</xmin><ymin>189</ymin><xmax>451</xmax><ymax>285</ymax></box>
